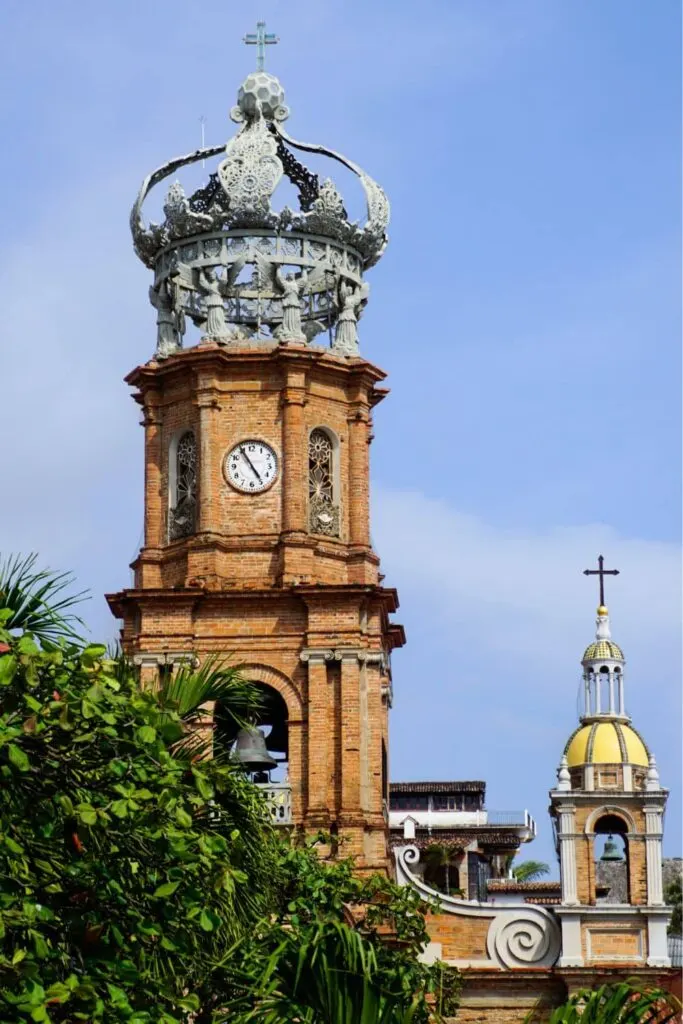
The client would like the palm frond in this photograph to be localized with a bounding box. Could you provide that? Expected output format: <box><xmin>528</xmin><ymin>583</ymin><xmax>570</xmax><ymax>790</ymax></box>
<box><xmin>154</xmin><ymin>656</ymin><xmax>264</xmax><ymax>762</ymax></box>
<box><xmin>158</xmin><ymin>656</ymin><xmax>262</xmax><ymax>722</ymax></box>
<box><xmin>0</xmin><ymin>552</ymin><xmax>88</xmax><ymax>644</ymax></box>
<box><xmin>226</xmin><ymin>919</ymin><xmax>426</xmax><ymax>1023</ymax></box>
<box><xmin>511</xmin><ymin>859</ymin><xmax>550</xmax><ymax>883</ymax></box>
<box><xmin>527</xmin><ymin>978</ymin><xmax>681</xmax><ymax>1023</ymax></box>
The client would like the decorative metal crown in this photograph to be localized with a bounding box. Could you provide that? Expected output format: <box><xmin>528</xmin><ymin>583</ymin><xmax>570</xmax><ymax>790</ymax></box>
<box><xmin>131</xmin><ymin>70</ymin><xmax>389</xmax><ymax>360</ymax></box>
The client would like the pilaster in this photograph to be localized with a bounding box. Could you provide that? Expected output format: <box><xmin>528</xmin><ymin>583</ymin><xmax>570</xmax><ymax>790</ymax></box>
<box><xmin>281</xmin><ymin>368</ymin><xmax>307</xmax><ymax>538</ymax></box>
<box><xmin>142</xmin><ymin>392</ymin><xmax>163</xmax><ymax>550</ymax></box>
<box><xmin>556</xmin><ymin>802</ymin><xmax>579</xmax><ymax>906</ymax></box>
<box><xmin>644</xmin><ymin>803</ymin><xmax>665</xmax><ymax>906</ymax></box>
<box><xmin>301</xmin><ymin>648</ymin><xmax>332</xmax><ymax>823</ymax></box>
<box><xmin>195</xmin><ymin>386</ymin><xmax>220</xmax><ymax>534</ymax></box>
<box><xmin>347</xmin><ymin>396</ymin><xmax>370</xmax><ymax>550</ymax></box>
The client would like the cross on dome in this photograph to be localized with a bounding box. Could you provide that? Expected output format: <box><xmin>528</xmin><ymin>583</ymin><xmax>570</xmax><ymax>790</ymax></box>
<box><xmin>243</xmin><ymin>19</ymin><xmax>279</xmax><ymax>71</ymax></box>
<box><xmin>583</xmin><ymin>554</ymin><xmax>619</xmax><ymax>611</ymax></box>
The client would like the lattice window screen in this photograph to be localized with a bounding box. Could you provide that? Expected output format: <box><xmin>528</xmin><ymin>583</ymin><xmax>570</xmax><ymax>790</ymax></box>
<box><xmin>169</xmin><ymin>431</ymin><xmax>197</xmax><ymax>540</ymax></box>
<box><xmin>308</xmin><ymin>429</ymin><xmax>340</xmax><ymax>537</ymax></box>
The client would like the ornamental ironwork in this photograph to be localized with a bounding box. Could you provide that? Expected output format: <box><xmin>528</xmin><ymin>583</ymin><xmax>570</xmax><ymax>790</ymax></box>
<box><xmin>308</xmin><ymin>429</ymin><xmax>340</xmax><ymax>537</ymax></box>
<box><xmin>169</xmin><ymin>431</ymin><xmax>197</xmax><ymax>540</ymax></box>
<box><xmin>131</xmin><ymin>61</ymin><xmax>388</xmax><ymax>361</ymax></box>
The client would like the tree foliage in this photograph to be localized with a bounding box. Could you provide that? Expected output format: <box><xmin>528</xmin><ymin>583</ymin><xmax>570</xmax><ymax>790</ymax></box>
<box><xmin>0</xmin><ymin>559</ymin><xmax>460</xmax><ymax>1023</ymax></box>
<box><xmin>511</xmin><ymin>859</ymin><xmax>551</xmax><ymax>883</ymax></box>
<box><xmin>664</xmin><ymin>874</ymin><xmax>682</xmax><ymax>935</ymax></box>
<box><xmin>219</xmin><ymin>834</ymin><xmax>462</xmax><ymax>1022</ymax></box>
<box><xmin>0</xmin><ymin>629</ymin><xmax>279</xmax><ymax>1021</ymax></box>
<box><xmin>526</xmin><ymin>978</ymin><xmax>681</xmax><ymax>1023</ymax></box>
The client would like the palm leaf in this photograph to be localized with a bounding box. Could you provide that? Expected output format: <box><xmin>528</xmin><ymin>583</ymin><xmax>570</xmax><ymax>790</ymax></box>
<box><xmin>225</xmin><ymin>919</ymin><xmax>427</xmax><ymax>1023</ymax></box>
<box><xmin>511</xmin><ymin>859</ymin><xmax>550</xmax><ymax>882</ymax></box>
<box><xmin>0</xmin><ymin>552</ymin><xmax>88</xmax><ymax>644</ymax></box>
<box><xmin>527</xmin><ymin>978</ymin><xmax>681</xmax><ymax>1023</ymax></box>
<box><xmin>155</xmin><ymin>656</ymin><xmax>264</xmax><ymax>762</ymax></box>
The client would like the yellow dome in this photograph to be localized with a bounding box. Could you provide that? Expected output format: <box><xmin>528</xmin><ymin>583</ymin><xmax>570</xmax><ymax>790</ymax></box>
<box><xmin>565</xmin><ymin>721</ymin><xmax>649</xmax><ymax>768</ymax></box>
<box><xmin>597</xmin><ymin>605</ymin><xmax>609</xmax><ymax>616</ymax></box>
<box><xmin>582</xmin><ymin>639</ymin><xmax>624</xmax><ymax>662</ymax></box>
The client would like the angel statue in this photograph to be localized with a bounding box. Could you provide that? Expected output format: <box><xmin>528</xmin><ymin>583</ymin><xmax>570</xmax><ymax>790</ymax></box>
<box><xmin>149</xmin><ymin>278</ymin><xmax>182</xmax><ymax>359</ymax></box>
<box><xmin>197</xmin><ymin>267</ymin><xmax>229</xmax><ymax>339</ymax></box>
<box><xmin>333</xmin><ymin>280</ymin><xmax>370</xmax><ymax>356</ymax></box>
<box><xmin>275</xmin><ymin>267</ymin><xmax>308</xmax><ymax>342</ymax></box>
<box><xmin>196</xmin><ymin>258</ymin><xmax>245</xmax><ymax>341</ymax></box>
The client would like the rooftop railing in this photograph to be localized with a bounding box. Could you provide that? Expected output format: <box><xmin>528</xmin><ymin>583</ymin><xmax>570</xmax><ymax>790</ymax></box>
<box><xmin>487</xmin><ymin>810</ymin><xmax>536</xmax><ymax>833</ymax></box>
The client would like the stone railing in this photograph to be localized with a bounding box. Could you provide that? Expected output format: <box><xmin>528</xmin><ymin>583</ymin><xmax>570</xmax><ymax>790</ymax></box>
<box><xmin>258</xmin><ymin>783</ymin><xmax>292</xmax><ymax>825</ymax></box>
<box><xmin>394</xmin><ymin>845</ymin><xmax>560</xmax><ymax>970</ymax></box>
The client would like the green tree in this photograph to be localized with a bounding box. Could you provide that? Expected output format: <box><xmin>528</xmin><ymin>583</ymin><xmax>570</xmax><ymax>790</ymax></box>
<box><xmin>0</xmin><ymin>559</ymin><xmax>460</xmax><ymax>1023</ymax></box>
<box><xmin>0</xmin><ymin>553</ymin><xmax>87</xmax><ymax>645</ymax></box>
<box><xmin>219</xmin><ymin>834</ymin><xmax>461</xmax><ymax>1023</ymax></box>
<box><xmin>0</xmin><ymin>569</ymin><xmax>279</xmax><ymax>1021</ymax></box>
<box><xmin>526</xmin><ymin>978</ymin><xmax>680</xmax><ymax>1023</ymax></box>
<box><xmin>423</xmin><ymin>843</ymin><xmax>462</xmax><ymax>896</ymax></box>
<box><xmin>664</xmin><ymin>874</ymin><xmax>682</xmax><ymax>935</ymax></box>
<box><xmin>511</xmin><ymin>859</ymin><xmax>551</xmax><ymax>883</ymax></box>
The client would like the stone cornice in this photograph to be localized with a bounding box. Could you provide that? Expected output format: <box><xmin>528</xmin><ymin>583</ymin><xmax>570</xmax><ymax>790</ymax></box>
<box><xmin>549</xmin><ymin>789</ymin><xmax>669</xmax><ymax>802</ymax></box>
<box><xmin>124</xmin><ymin>343</ymin><xmax>388</xmax><ymax>394</ymax></box>
<box><xmin>554</xmin><ymin>905</ymin><xmax>671</xmax><ymax>918</ymax></box>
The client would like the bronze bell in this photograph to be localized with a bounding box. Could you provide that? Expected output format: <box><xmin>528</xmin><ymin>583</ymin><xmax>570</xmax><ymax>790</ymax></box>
<box><xmin>233</xmin><ymin>726</ymin><xmax>278</xmax><ymax>772</ymax></box>
<box><xmin>601</xmin><ymin>834</ymin><xmax>624</xmax><ymax>861</ymax></box>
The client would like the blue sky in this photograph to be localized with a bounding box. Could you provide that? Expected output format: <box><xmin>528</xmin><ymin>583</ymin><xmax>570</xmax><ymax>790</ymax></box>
<box><xmin>0</xmin><ymin>0</ymin><xmax>680</xmax><ymax>866</ymax></box>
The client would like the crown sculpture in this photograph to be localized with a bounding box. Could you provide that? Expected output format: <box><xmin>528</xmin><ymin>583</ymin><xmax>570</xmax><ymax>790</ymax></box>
<box><xmin>131</xmin><ymin>68</ymin><xmax>389</xmax><ymax>360</ymax></box>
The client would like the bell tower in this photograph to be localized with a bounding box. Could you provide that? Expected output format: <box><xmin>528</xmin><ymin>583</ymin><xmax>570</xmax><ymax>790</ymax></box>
<box><xmin>549</xmin><ymin>559</ymin><xmax>670</xmax><ymax>968</ymax></box>
<box><xmin>107</xmin><ymin>38</ymin><xmax>403</xmax><ymax>872</ymax></box>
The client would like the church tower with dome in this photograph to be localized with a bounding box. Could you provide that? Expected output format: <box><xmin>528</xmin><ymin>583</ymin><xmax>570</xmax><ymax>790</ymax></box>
<box><xmin>549</xmin><ymin>560</ymin><xmax>671</xmax><ymax>969</ymax></box>
<box><xmin>106</xmin><ymin>33</ymin><xmax>403</xmax><ymax>873</ymax></box>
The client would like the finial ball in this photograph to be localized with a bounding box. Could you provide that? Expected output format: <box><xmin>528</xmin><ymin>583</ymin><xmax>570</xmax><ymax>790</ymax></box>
<box><xmin>597</xmin><ymin>605</ymin><xmax>608</xmax><ymax>616</ymax></box>
<box><xmin>237</xmin><ymin>72</ymin><xmax>286</xmax><ymax>120</ymax></box>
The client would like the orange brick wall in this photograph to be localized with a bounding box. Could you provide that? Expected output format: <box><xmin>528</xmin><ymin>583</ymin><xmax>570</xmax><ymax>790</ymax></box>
<box><xmin>426</xmin><ymin>911</ymin><xmax>493</xmax><ymax>961</ymax></box>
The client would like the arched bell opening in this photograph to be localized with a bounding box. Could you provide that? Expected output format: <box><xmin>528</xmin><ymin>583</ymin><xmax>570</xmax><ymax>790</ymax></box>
<box><xmin>215</xmin><ymin>681</ymin><xmax>289</xmax><ymax>785</ymax></box>
<box><xmin>593</xmin><ymin>813</ymin><xmax>630</xmax><ymax>904</ymax></box>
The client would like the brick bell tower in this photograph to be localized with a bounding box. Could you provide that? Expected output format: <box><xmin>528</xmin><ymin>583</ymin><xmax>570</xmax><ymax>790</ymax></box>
<box><xmin>549</xmin><ymin>559</ymin><xmax>670</xmax><ymax>969</ymax></box>
<box><xmin>106</xmin><ymin>39</ymin><xmax>404</xmax><ymax>872</ymax></box>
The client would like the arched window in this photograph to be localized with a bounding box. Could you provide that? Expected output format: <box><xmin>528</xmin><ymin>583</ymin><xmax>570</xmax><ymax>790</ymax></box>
<box><xmin>169</xmin><ymin>430</ymin><xmax>197</xmax><ymax>540</ymax></box>
<box><xmin>308</xmin><ymin>428</ymin><xmax>340</xmax><ymax>537</ymax></box>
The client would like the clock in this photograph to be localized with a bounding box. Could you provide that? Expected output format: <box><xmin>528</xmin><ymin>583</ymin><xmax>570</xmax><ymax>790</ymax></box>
<box><xmin>224</xmin><ymin>439</ymin><xmax>278</xmax><ymax>493</ymax></box>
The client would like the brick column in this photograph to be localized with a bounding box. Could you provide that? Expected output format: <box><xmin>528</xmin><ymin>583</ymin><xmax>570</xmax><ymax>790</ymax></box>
<box><xmin>143</xmin><ymin>392</ymin><xmax>163</xmax><ymax>549</ymax></box>
<box><xmin>302</xmin><ymin>650</ymin><xmax>331</xmax><ymax>822</ymax></box>
<box><xmin>347</xmin><ymin>404</ymin><xmax>370</xmax><ymax>548</ymax></box>
<box><xmin>288</xmin><ymin>716</ymin><xmax>305</xmax><ymax>826</ymax></box>
<box><xmin>282</xmin><ymin>370</ymin><xmax>307</xmax><ymax>536</ymax></box>
<box><xmin>339</xmin><ymin>651</ymin><xmax>361</xmax><ymax>816</ymax></box>
<box><xmin>196</xmin><ymin>394</ymin><xmax>217</xmax><ymax>533</ymax></box>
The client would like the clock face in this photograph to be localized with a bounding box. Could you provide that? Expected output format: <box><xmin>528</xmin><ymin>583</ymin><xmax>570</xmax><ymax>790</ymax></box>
<box><xmin>225</xmin><ymin>439</ymin><xmax>278</xmax><ymax>493</ymax></box>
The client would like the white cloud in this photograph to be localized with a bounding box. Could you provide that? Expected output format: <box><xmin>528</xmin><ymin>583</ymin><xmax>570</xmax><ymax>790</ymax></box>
<box><xmin>374</xmin><ymin>486</ymin><xmax>681</xmax><ymax>689</ymax></box>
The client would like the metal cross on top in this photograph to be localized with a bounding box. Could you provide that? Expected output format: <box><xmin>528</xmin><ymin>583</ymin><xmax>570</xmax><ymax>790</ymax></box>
<box><xmin>243</xmin><ymin>20</ymin><xmax>279</xmax><ymax>71</ymax></box>
<box><xmin>583</xmin><ymin>555</ymin><xmax>620</xmax><ymax>608</ymax></box>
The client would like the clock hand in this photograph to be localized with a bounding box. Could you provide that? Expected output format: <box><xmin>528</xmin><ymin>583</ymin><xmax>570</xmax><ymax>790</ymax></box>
<box><xmin>239</xmin><ymin>445</ymin><xmax>263</xmax><ymax>484</ymax></box>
